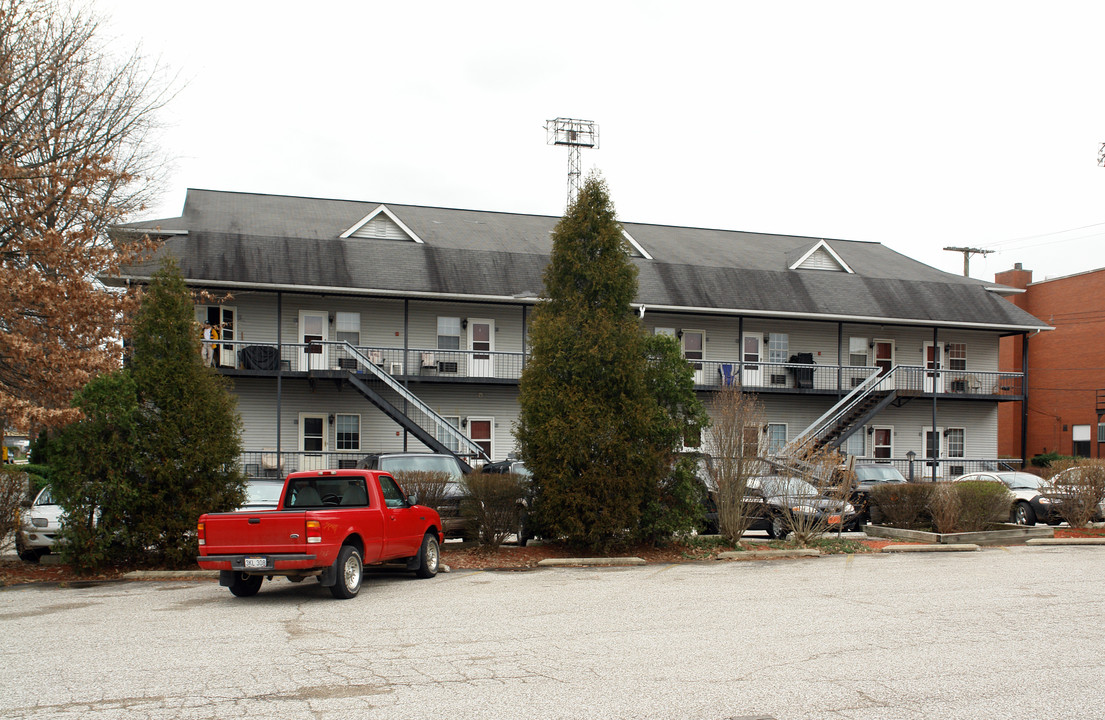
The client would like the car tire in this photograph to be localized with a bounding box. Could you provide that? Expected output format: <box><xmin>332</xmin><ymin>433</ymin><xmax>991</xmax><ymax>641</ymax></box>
<box><xmin>16</xmin><ymin>536</ymin><xmax>44</xmax><ymax>563</ymax></box>
<box><xmin>1012</xmin><ymin>502</ymin><xmax>1036</xmax><ymax>526</ymax></box>
<box><xmin>330</xmin><ymin>545</ymin><xmax>363</xmax><ymax>599</ymax></box>
<box><xmin>768</xmin><ymin>514</ymin><xmax>789</xmax><ymax>540</ymax></box>
<box><xmin>227</xmin><ymin>572</ymin><xmax>263</xmax><ymax>597</ymax></box>
<box><xmin>415</xmin><ymin>533</ymin><xmax>440</xmax><ymax>579</ymax></box>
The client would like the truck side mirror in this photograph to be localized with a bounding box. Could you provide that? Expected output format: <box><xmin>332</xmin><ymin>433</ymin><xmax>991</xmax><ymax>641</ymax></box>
<box><xmin>407</xmin><ymin>493</ymin><xmax>419</xmax><ymax>506</ymax></box>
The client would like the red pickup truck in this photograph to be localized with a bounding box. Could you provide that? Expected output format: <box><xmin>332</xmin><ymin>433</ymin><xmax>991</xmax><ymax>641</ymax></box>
<box><xmin>197</xmin><ymin>469</ymin><xmax>443</xmax><ymax>599</ymax></box>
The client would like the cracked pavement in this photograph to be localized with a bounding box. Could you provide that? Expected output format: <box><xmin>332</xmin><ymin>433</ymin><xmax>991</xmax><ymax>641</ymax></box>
<box><xmin>2</xmin><ymin>546</ymin><xmax>1104</xmax><ymax>719</ymax></box>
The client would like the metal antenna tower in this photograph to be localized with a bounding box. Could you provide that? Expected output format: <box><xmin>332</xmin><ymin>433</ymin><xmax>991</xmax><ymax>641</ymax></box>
<box><xmin>546</xmin><ymin>118</ymin><xmax>598</xmax><ymax>208</ymax></box>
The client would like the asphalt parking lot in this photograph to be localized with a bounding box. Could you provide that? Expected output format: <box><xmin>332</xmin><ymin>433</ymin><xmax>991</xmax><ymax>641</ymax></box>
<box><xmin>2</xmin><ymin>545</ymin><xmax>1104</xmax><ymax>720</ymax></box>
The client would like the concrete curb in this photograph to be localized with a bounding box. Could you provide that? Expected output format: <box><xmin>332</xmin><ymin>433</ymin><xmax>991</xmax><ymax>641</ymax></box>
<box><xmin>536</xmin><ymin>557</ymin><xmax>646</xmax><ymax>567</ymax></box>
<box><xmin>718</xmin><ymin>549</ymin><xmax>820</xmax><ymax>561</ymax></box>
<box><xmin>123</xmin><ymin>570</ymin><xmax>218</xmax><ymax>580</ymax></box>
<box><xmin>1025</xmin><ymin>538</ymin><xmax>1105</xmax><ymax>546</ymax></box>
<box><xmin>880</xmin><ymin>543</ymin><xmax>979</xmax><ymax>553</ymax></box>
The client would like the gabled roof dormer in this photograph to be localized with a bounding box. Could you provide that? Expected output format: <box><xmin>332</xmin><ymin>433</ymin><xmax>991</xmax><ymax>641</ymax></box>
<box><xmin>788</xmin><ymin>239</ymin><xmax>854</xmax><ymax>273</ymax></box>
<box><xmin>340</xmin><ymin>204</ymin><xmax>425</xmax><ymax>243</ymax></box>
<box><xmin>622</xmin><ymin>229</ymin><xmax>652</xmax><ymax>259</ymax></box>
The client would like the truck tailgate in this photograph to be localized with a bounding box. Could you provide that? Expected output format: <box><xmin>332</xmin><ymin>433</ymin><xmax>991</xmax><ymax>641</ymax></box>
<box><xmin>202</xmin><ymin>511</ymin><xmax>307</xmax><ymax>555</ymax></box>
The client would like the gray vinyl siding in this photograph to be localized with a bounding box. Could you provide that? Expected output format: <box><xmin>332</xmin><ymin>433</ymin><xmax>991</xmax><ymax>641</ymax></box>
<box><xmin>230</xmin><ymin>377</ymin><xmax>521</xmax><ymax>461</ymax></box>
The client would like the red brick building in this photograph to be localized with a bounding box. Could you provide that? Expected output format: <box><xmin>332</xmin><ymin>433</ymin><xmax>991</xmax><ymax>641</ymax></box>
<box><xmin>997</xmin><ymin>264</ymin><xmax>1105</xmax><ymax>463</ymax></box>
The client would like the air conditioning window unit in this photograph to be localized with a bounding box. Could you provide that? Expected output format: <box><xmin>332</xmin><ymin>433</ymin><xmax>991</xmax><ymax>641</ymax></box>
<box><xmin>438</xmin><ymin>361</ymin><xmax>458</xmax><ymax>373</ymax></box>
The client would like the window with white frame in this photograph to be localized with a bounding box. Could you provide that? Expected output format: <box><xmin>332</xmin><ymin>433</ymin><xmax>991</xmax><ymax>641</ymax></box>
<box><xmin>946</xmin><ymin>427</ymin><xmax>965</xmax><ymax>475</ymax></box>
<box><xmin>765</xmin><ymin>423</ymin><xmax>787</xmax><ymax>454</ymax></box>
<box><xmin>848</xmin><ymin>337</ymin><xmax>868</xmax><ymax>367</ymax></box>
<box><xmin>335</xmin><ymin>312</ymin><xmax>360</xmax><ymax>346</ymax></box>
<box><xmin>845</xmin><ymin>431</ymin><xmax>865</xmax><ymax>457</ymax></box>
<box><xmin>767</xmin><ymin>333</ymin><xmax>789</xmax><ymax>364</ymax></box>
<box><xmin>437</xmin><ymin>317</ymin><xmax>461</xmax><ymax>350</ymax></box>
<box><xmin>335</xmin><ymin>414</ymin><xmax>360</xmax><ymax>451</ymax></box>
<box><xmin>947</xmin><ymin>343</ymin><xmax>967</xmax><ymax>371</ymax></box>
<box><xmin>438</xmin><ymin>416</ymin><xmax>461</xmax><ymax>453</ymax></box>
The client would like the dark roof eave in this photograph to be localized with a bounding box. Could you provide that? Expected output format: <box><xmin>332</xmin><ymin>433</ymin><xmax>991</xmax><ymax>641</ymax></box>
<box><xmin>103</xmin><ymin>273</ymin><xmax>1052</xmax><ymax>331</ymax></box>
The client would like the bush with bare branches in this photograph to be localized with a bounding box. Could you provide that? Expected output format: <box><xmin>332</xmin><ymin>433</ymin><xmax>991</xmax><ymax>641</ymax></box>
<box><xmin>0</xmin><ymin>468</ymin><xmax>28</xmax><ymax>542</ymax></box>
<box><xmin>461</xmin><ymin>471</ymin><xmax>527</xmax><ymax>551</ymax></box>
<box><xmin>769</xmin><ymin>446</ymin><xmax>852</xmax><ymax>545</ymax></box>
<box><xmin>703</xmin><ymin>386</ymin><xmax>768</xmax><ymax>542</ymax></box>
<box><xmin>1044</xmin><ymin>459</ymin><xmax>1105</xmax><ymax>528</ymax></box>
<box><xmin>392</xmin><ymin>470</ymin><xmax>454</xmax><ymax>513</ymax></box>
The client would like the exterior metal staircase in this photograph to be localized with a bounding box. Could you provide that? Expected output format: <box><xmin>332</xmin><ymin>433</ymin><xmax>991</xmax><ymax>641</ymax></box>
<box><xmin>319</xmin><ymin>342</ymin><xmax>490</xmax><ymax>466</ymax></box>
<box><xmin>788</xmin><ymin>366</ymin><xmax>905</xmax><ymax>457</ymax></box>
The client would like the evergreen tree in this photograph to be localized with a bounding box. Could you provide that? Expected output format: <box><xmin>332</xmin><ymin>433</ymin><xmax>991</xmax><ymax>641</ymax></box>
<box><xmin>127</xmin><ymin>258</ymin><xmax>245</xmax><ymax>567</ymax></box>
<box><xmin>53</xmin><ymin>257</ymin><xmax>244</xmax><ymax>569</ymax></box>
<box><xmin>517</xmin><ymin>174</ymin><xmax>707</xmax><ymax>550</ymax></box>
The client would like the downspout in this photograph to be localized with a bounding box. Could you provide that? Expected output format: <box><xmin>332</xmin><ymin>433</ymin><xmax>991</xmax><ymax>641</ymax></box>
<box><xmin>932</xmin><ymin>327</ymin><xmax>939</xmax><ymax>482</ymax></box>
<box><xmin>276</xmin><ymin>291</ymin><xmax>282</xmax><ymax>468</ymax></box>
<box><xmin>1021</xmin><ymin>331</ymin><xmax>1030</xmax><ymax>466</ymax></box>
<box><xmin>403</xmin><ymin>299</ymin><xmax>409</xmax><ymax>453</ymax></box>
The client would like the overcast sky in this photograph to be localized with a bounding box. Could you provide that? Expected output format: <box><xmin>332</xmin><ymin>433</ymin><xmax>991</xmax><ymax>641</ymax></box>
<box><xmin>96</xmin><ymin>0</ymin><xmax>1105</xmax><ymax>283</ymax></box>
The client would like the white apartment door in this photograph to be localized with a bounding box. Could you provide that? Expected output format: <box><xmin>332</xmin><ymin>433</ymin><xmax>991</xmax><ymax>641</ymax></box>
<box><xmin>924</xmin><ymin>427</ymin><xmax>944</xmax><ymax>478</ymax></box>
<box><xmin>923</xmin><ymin>342</ymin><xmax>944</xmax><ymax>393</ymax></box>
<box><xmin>299</xmin><ymin>413</ymin><xmax>328</xmax><ymax>471</ymax></box>
<box><xmin>468</xmin><ymin>319</ymin><xmax>494</xmax><ymax>378</ymax></box>
<box><xmin>299</xmin><ymin>310</ymin><xmax>328</xmax><ymax>371</ymax></box>
<box><xmin>741</xmin><ymin>334</ymin><xmax>762</xmax><ymax>387</ymax></box>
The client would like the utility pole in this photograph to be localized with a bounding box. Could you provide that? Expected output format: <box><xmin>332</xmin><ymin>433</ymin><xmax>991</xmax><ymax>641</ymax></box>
<box><xmin>943</xmin><ymin>246</ymin><xmax>994</xmax><ymax>277</ymax></box>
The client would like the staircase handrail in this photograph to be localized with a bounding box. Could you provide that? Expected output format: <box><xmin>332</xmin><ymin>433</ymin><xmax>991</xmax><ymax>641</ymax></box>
<box><xmin>790</xmin><ymin>366</ymin><xmax>895</xmax><ymax>453</ymax></box>
<box><xmin>324</xmin><ymin>341</ymin><xmax>489</xmax><ymax>462</ymax></box>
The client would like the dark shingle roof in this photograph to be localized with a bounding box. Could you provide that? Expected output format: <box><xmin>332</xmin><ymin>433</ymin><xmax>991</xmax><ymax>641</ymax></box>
<box><xmin>115</xmin><ymin>189</ymin><xmax>1048</xmax><ymax>331</ymax></box>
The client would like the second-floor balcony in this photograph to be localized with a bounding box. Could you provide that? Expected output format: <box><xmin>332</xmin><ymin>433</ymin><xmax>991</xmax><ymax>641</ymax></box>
<box><xmin>210</xmin><ymin>339</ymin><xmax>1024</xmax><ymax>398</ymax></box>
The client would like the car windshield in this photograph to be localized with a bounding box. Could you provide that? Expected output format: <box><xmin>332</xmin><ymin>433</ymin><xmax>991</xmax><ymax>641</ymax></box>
<box><xmin>243</xmin><ymin>480</ymin><xmax>284</xmax><ymax>507</ymax></box>
<box><xmin>854</xmin><ymin>466</ymin><xmax>906</xmax><ymax>483</ymax></box>
<box><xmin>35</xmin><ymin>486</ymin><xmax>56</xmax><ymax>505</ymax></box>
<box><xmin>998</xmin><ymin>472</ymin><xmax>1046</xmax><ymax>490</ymax></box>
<box><xmin>379</xmin><ymin>455</ymin><xmax>463</xmax><ymax>480</ymax></box>
<box><xmin>752</xmin><ymin>476</ymin><xmax>819</xmax><ymax>497</ymax></box>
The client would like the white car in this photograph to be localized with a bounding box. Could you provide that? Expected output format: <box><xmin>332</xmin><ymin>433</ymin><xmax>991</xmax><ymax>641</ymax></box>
<box><xmin>16</xmin><ymin>486</ymin><xmax>63</xmax><ymax>562</ymax></box>
<box><xmin>952</xmin><ymin>471</ymin><xmax>1057</xmax><ymax>526</ymax></box>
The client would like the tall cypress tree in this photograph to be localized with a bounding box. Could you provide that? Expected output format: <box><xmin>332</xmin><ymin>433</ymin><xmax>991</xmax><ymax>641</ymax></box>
<box><xmin>126</xmin><ymin>257</ymin><xmax>245</xmax><ymax>566</ymax></box>
<box><xmin>517</xmin><ymin>174</ymin><xmax>705</xmax><ymax>550</ymax></box>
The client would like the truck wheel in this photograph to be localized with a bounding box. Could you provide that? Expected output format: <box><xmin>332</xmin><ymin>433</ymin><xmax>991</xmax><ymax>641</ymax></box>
<box><xmin>330</xmin><ymin>545</ymin><xmax>363</xmax><ymax>599</ymax></box>
<box><xmin>415</xmin><ymin>533</ymin><xmax>439</xmax><ymax>579</ymax></box>
<box><xmin>228</xmin><ymin>572</ymin><xmax>263</xmax><ymax>597</ymax></box>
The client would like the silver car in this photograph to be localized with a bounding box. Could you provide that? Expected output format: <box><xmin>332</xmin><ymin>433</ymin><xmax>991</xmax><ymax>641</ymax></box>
<box><xmin>16</xmin><ymin>486</ymin><xmax>63</xmax><ymax>562</ymax></box>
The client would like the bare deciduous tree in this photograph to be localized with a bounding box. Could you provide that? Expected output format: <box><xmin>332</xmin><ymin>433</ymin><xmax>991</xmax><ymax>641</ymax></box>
<box><xmin>704</xmin><ymin>386</ymin><xmax>767</xmax><ymax>542</ymax></box>
<box><xmin>0</xmin><ymin>0</ymin><xmax>169</xmax><ymax>442</ymax></box>
<box><xmin>1045</xmin><ymin>459</ymin><xmax>1105</xmax><ymax>528</ymax></box>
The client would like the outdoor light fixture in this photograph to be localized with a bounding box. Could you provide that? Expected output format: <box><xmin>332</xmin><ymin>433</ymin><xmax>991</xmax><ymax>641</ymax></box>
<box><xmin>328</xmin><ymin>414</ymin><xmax>334</xmax><ymax>425</ymax></box>
<box><xmin>676</xmin><ymin>329</ymin><xmax>683</xmax><ymax>339</ymax></box>
<box><xmin>461</xmin><ymin>318</ymin><xmax>468</xmax><ymax>329</ymax></box>
<box><xmin>867</xmin><ymin>426</ymin><xmax>874</xmax><ymax>435</ymax></box>
<box><xmin>461</xmin><ymin>417</ymin><xmax>468</xmax><ymax>428</ymax></box>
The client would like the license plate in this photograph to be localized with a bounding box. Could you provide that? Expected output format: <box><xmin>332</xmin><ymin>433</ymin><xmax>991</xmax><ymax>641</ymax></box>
<box><xmin>827</xmin><ymin>515</ymin><xmax>841</xmax><ymax>525</ymax></box>
<box><xmin>244</xmin><ymin>557</ymin><xmax>267</xmax><ymax>569</ymax></box>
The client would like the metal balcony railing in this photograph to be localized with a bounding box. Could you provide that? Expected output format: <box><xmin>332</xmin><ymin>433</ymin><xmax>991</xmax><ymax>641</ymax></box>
<box><xmin>211</xmin><ymin>340</ymin><xmax>1024</xmax><ymax>396</ymax></box>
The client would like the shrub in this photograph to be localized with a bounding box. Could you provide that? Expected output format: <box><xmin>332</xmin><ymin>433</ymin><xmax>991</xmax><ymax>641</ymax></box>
<box><xmin>869</xmin><ymin>483</ymin><xmax>934</xmax><ymax>530</ymax></box>
<box><xmin>954</xmin><ymin>480</ymin><xmax>1013</xmax><ymax>532</ymax></box>
<box><xmin>0</xmin><ymin>468</ymin><xmax>28</xmax><ymax>542</ymax></box>
<box><xmin>1044</xmin><ymin>460</ymin><xmax>1105</xmax><ymax>528</ymax></box>
<box><xmin>461</xmin><ymin>471</ymin><xmax>527</xmax><ymax>550</ymax></box>
<box><xmin>928</xmin><ymin>483</ymin><xmax>960</xmax><ymax>534</ymax></box>
<box><xmin>392</xmin><ymin>470</ymin><xmax>453</xmax><ymax>513</ymax></box>
<box><xmin>1031</xmin><ymin>451</ymin><xmax>1073</xmax><ymax>468</ymax></box>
